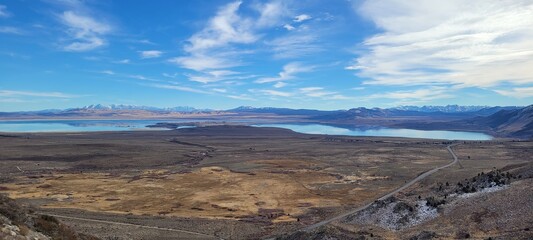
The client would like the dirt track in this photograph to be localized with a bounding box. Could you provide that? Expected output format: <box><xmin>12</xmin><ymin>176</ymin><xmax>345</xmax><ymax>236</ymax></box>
<box><xmin>299</xmin><ymin>143</ymin><xmax>460</xmax><ymax>232</ymax></box>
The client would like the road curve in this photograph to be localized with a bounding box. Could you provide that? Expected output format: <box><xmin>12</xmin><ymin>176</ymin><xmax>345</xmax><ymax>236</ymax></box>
<box><xmin>300</xmin><ymin>143</ymin><xmax>460</xmax><ymax>232</ymax></box>
<box><xmin>41</xmin><ymin>213</ymin><xmax>224</xmax><ymax>240</ymax></box>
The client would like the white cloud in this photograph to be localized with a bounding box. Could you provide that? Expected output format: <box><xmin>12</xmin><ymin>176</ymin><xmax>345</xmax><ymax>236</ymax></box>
<box><xmin>0</xmin><ymin>90</ymin><xmax>81</xmax><ymax>98</ymax></box>
<box><xmin>494</xmin><ymin>87</ymin><xmax>533</xmax><ymax>98</ymax></box>
<box><xmin>128</xmin><ymin>74</ymin><xmax>163</xmax><ymax>82</ymax></box>
<box><xmin>100</xmin><ymin>70</ymin><xmax>115</xmax><ymax>75</ymax></box>
<box><xmin>257</xmin><ymin>89</ymin><xmax>292</xmax><ymax>97</ymax></box>
<box><xmin>173</xmin><ymin>1</ymin><xmax>257</xmax><ymax>72</ymax></box>
<box><xmin>255</xmin><ymin>0</ymin><xmax>290</xmax><ymax>27</ymax></box>
<box><xmin>362</xmin><ymin>87</ymin><xmax>453</xmax><ymax>102</ymax></box>
<box><xmin>187</xmin><ymin>1</ymin><xmax>256</xmax><ymax>52</ymax></box>
<box><xmin>256</xmin><ymin>62</ymin><xmax>313</xmax><ymax>83</ymax></box>
<box><xmin>60</xmin><ymin>11</ymin><xmax>112</xmax><ymax>51</ymax></box>
<box><xmin>294</xmin><ymin>14</ymin><xmax>311</xmax><ymax>22</ymax></box>
<box><xmin>139</xmin><ymin>50</ymin><xmax>163</xmax><ymax>59</ymax></box>
<box><xmin>212</xmin><ymin>88</ymin><xmax>227</xmax><ymax>93</ymax></box>
<box><xmin>135</xmin><ymin>39</ymin><xmax>154</xmax><ymax>45</ymax></box>
<box><xmin>172</xmin><ymin>0</ymin><xmax>291</xmax><ymax>83</ymax></box>
<box><xmin>228</xmin><ymin>94</ymin><xmax>255</xmax><ymax>100</ymax></box>
<box><xmin>328</xmin><ymin>94</ymin><xmax>352</xmax><ymax>100</ymax></box>
<box><xmin>0</xmin><ymin>26</ymin><xmax>24</xmax><ymax>35</ymax></box>
<box><xmin>273</xmin><ymin>82</ymin><xmax>287</xmax><ymax>88</ymax></box>
<box><xmin>0</xmin><ymin>98</ymin><xmax>28</xmax><ymax>103</ymax></box>
<box><xmin>148</xmin><ymin>84</ymin><xmax>210</xmax><ymax>94</ymax></box>
<box><xmin>283</xmin><ymin>24</ymin><xmax>295</xmax><ymax>31</ymax></box>
<box><xmin>169</xmin><ymin>54</ymin><xmax>239</xmax><ymax>72</ymax></box>
<box><xmin>299</xmin><ymin>87</ymin><xmax>352</xmax><ymax>100</ymax></box>
<box><xmin>266</xmin><ymin>32</ymin><xmax>322</xmax><ymax>59</ymax></box>
<box><xmin>0</xmin><ymin>5</ymin><xmax>10</xmax><ymax>18</ymax></box>
<box><xmin>350</xmin><ymin>0</ymin><xmax>533</xmax><ymax>88</ymax></box>
<box><xmin>186</xmin><ymin>70</ymin><xmax>240</xmax><ymax>83</ymax></box>
<box><xmin>162</xmin><ymin>73</ymin><xmax>179</xmax><ymax>78</ymax></box>
<box><xmin>114</xmin><ymin>59</ymin><xmax>130</xmax><ymax>64</ymax></box>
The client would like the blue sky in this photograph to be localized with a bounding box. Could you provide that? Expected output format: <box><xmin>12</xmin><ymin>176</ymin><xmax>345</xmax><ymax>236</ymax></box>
<box><xmin>1</xmin><ymin>0</ymin><xmax>532</xmax><ymax>111</ymax></box>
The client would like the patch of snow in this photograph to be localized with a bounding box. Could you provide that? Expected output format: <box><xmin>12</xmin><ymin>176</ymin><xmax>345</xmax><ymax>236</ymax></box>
<box><xmin>459</xmin><ymin>185</ymin><xmax>508</xmax><ymax>199</ymax></box>
<box><xmin>412</xmin><ymin>200</ymin><xmax>438</xmax><ymax>225</ymax></box>
<box><xmin>347</xmin><ymin>200</ymin><xmax>438</xmax><ymax>231</ymax></box>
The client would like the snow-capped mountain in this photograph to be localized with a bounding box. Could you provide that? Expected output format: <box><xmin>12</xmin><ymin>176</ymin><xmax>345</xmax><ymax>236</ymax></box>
<box><xmin>392</xmin><ymin>105</ymin><xmax>490</xmax><ymax>113</ymax></box>
<box><xmin>74</xmin><ymin>104</ymin><xmax>210</xmax><ymax>112</ymax></box>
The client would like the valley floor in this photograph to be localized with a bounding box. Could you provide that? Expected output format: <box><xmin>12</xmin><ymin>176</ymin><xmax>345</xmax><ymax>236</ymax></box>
<box><xmin>0</xmin><ymin>126</ymin><xmax>531</xmax><ymax>239</ymax></box>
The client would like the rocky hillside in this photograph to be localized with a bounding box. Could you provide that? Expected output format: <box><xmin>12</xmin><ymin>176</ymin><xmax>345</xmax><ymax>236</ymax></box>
<box><xmin>481</xmin><ymin>105</ymin><xmax>533</xmax><ymax>138</ymax></box>
<box><xmin>0</xmin><ymin>194</ymin><xmax>99</xmax><ymax>240</ymax></box>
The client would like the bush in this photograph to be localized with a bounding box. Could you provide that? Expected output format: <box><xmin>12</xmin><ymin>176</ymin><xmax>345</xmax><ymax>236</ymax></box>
<box><xmin>425</xmin><ymin>196</ymin><xmax>445</xmax><ymax>208</ymax></box>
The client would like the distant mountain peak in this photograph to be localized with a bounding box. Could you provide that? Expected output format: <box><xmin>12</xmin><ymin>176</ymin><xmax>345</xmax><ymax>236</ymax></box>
<box><xmin>393</xmin><ymin>105</ymin><xmax>491</xmax><ymax>113</ymax></box>
<box><xmin>74</xmin><ymin>104</ymin><xmax>209</xmax><ymax>112</ymax></box>
<box><xmin>232</xmin><ymin>106</ymin><xmax>257</xmax><ymax>110</ymax></box>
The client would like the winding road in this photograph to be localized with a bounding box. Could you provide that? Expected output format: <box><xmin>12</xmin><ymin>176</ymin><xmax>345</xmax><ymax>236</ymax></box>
<box><xmin>40</xmin><ymin>144</ymin><xmax>460</xmax><ymax>240</ymax></box>
<box><xmin>300</xmin><ymin>143</ymin><xmax>460</xmax><ymax>232</ymax></box>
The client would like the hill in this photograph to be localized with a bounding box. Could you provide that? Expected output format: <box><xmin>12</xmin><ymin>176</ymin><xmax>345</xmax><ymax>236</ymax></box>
<box><xmin>0</xmin><ymin>194</ymin><xmax>99</xmax><ymax>239</ymax></box>
<box><xmin>479</xmin><ymin>105</ymin><xmax>533</xmax><ymax>138</ymax></box>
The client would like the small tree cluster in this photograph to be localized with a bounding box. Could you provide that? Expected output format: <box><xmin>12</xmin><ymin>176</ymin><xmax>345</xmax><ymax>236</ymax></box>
<box><xmin>425</xmin><ymin>196</ymin><xmax>446</xmax><ymax>208</ymax></box>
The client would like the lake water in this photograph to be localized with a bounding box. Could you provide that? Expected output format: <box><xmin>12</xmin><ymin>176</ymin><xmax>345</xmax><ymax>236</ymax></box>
<box><xmin>254</xmin><ymin>124</ymin><xmax>493</xmax><ymax>140</ymax></box>
<box><xmin>0</xmin><ymin>120</ymin><xmax>175</xmax><ymax>132</ymax></box>
<box><xmin>0</xmin><ymin>120</ymin><xmax>493</xmax><ymax>140</ymax></box>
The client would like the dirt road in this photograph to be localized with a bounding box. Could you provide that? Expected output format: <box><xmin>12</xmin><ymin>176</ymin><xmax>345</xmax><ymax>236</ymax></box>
<box><xmin>299</xmin><ymin>143</ymin><xmax>460</xmax><ymax>232</ymax></box>
<box><xmin>42</xmin><ymin>213</ymin><xmax>223</xmax><ymax>240</ymax></box>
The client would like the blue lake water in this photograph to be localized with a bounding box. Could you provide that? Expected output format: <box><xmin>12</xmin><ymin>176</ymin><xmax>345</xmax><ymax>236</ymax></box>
<box><xmin>254</xmin><ymin>124</ymin><xmax>493</xmax><ymax>140</ymax></box>
<box><xmin>0</xmin><ymin>120</ymin><xmax>176</xmax><ymax>132</ymax></box>
<box><xmin>0</xmin><ymin>120</ymin><xmax>493</xmax><ymax>140</ymax></box>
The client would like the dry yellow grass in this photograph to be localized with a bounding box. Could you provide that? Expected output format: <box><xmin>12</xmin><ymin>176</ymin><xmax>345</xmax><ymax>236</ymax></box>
<box><xmin>3</xmin><ymin>165</ymin><xmax>393</xmax><ymax>222</ymax></box>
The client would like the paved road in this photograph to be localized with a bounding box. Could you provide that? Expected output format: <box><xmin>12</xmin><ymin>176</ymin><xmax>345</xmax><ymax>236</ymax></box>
<box><xmin>41</xmin><ymin>213</ymin><xmax>224</xmax><ymax>240</ymax></box>
<box><xmin>300</xmin><ymin>143</ymin><xmax>460</xmax><ymax>232</ymax></box>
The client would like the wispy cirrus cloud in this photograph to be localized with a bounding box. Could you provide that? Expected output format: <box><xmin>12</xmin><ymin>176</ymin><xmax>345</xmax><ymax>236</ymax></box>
<box><xmin>0</xmin><ymin>90</ymin><xmax>83</xmax><ymax>98</ymax></box>
<box><xmin>227</xmin><ymin>94</ymin><xmax>255</xmax><ymax>100</ymax></box>
<box><xmin>256</xmin><ymin>62</ymin><xmax>313</xmax><ymax>83</ymax></box>
<box><xmin>273</xmin><ymin>82</ymin><xmax>287</xmax><ymax>88</ymax></box>
<box><xmin>171</xmin><ymin>0</ymin><xmax>292</xmax><ymax>84</ymax></box>
<box><xmin>147</xmin><ymin>83</ymin><xmax>210</xmax><ymax>94</ymax></box>
<box><xmin>211</xmin><ymin>88</ymin><xmax>227</xmax><ymax>93</ymax></box>
<box><xmin>59</xmin><ymin>10</ymin><xmax>112</xmax><ymax>51</ymax></box>
<box><xmin>0</xmin><ymin>26</ymin><xmax>24</xmax><ymax>35</ymax></box>
<box><xmin>0</xmin><ymin>4</ymin><xmax>22</xmax><ymax>34</ymax></box>
<box><xmin>113</xmin><ymin>59</ymin><xmax>130</xmax><ymax>64</ymax></box>
<box><xmin>299</xmin><ymin>87</ymin><xmax>352</xmax><ymax>100</ymax></box>
<box><xmin>283</xmin><ymin>24</ymin><xmax>295</xmax><ymax>31</ymax></box>
<box><xmin>170</xmin><ymin>54</ymin><xmax>240</xmax><ymax>72</ymax></box>
<box><xmin>293</xmin><ymin>14</ymin><xmax>311</xmax><ymax>22</ymax></box>
<box><xmin>0</xmin><ymin>5</ymin><xmax>10</xmax><ymax>18</ymax></box>
<box><xmin>139</xmin><ymin>50</ymin><xmax>163</xmax><ymax>59</ymax></box>
<box><xmin>254</xmin><ymin>0</ymin><xmax>290</xmax><ymax>27</ymax></box>
<box><xmin>170</xmin><ymin>1</ymin><xmax>257</xmax><ymax>71</ymax></box>
<box><xmin>186</xmin><ymin>70</ymin><xmax>239</xmax><ymax>83</ymax></box>
<box><xmin>494</xmin><ymin>87</ymin><xmax>533</xmax><ymax>98</ymax></box>
<box><xmin>349</xmin><ymin>0</ymin><xmax>533</xmax><ymax>92</ymax></box>
<box><xmin>100</xmin><ymin>70</ymin><xmax>115</xmax><ymax>75</ymax></box>
<box><xmin>254</xmin><ymin>89</ymin><xmax>293</xmax><ymax>97</ymax></box>
<box><xmin>300</xmin><ymin>87</ymin><xmax>334</xmax><ymax>97</ymax></box>
<box><xmin>266</xmin><ymin>33</ymin><xmax>322</xmax><ymax>59</ymax></box>
<box><xmin>361</xmin><ymin>87</ymin><xmax>453</xmax><ymax>105</ymax></box>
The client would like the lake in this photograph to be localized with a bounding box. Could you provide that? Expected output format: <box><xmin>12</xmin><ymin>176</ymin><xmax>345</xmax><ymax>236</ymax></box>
<box><xmin>253</xmin><ymin>123</ymin><xmax>493</xmax><ymax>140</ymax></box>
<box><xmin>0</xmin><ymin>120</ymin><xmax>175</xmax><ymax>132</ymax></box>
<box><xmin>0</xmin><ymin>120</ymin><xmax>493</xmax><ymax>140</ymax></box>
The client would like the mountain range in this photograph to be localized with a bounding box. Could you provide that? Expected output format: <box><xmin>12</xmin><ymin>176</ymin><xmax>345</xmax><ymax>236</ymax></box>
<box><xmin>76</xmin><ymin>104</ymin><xmax>212</xmax><ymax>112</ymax></box>
<box><xmin>0</xmin><ymin>104</ymin><xmax>531</xmax><ymax>139</ymax></box>
<box><xmin>392</xmin><ymin>105</ymin><xmax>492</xmax><ymax>113</ymax></box>
<box><xmin>1</xmin><ymin>104</ymin><xmax>521</xmax><ymax>115</ymax></box>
